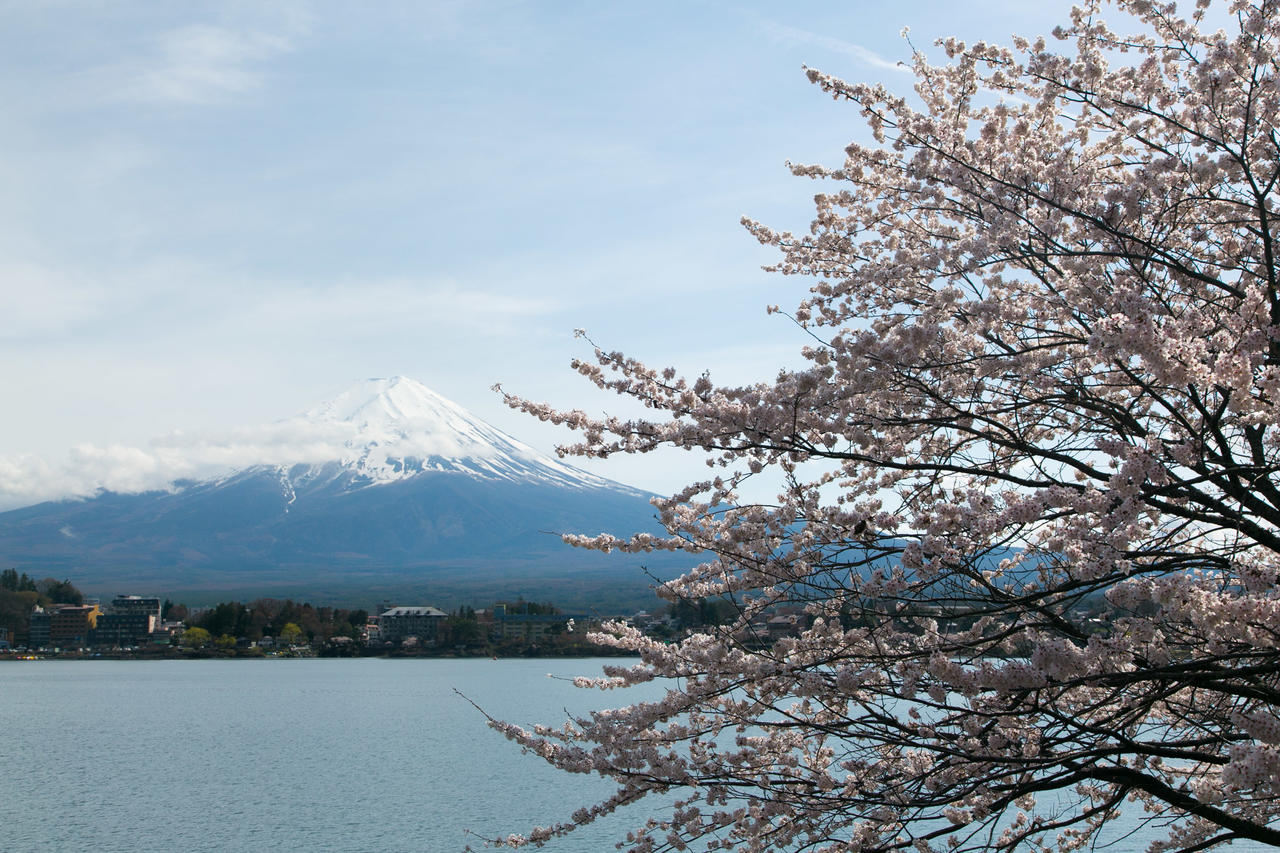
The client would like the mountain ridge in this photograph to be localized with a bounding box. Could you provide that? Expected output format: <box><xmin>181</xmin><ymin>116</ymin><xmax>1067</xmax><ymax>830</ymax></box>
<box><xmin>0</xmin><ymin>378</ymin><xmax>686</xmax><ymax>609</ymax></box>
<box><xmin>264</xmin><ymin>375</ymin><xmax>639</xmax><ymax>494</ymax></box>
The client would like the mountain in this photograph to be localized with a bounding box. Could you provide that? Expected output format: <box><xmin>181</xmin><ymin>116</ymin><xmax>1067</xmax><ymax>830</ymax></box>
<box><xmin>0</xmin><ymin>378</ymin><xmax>691</xmax><ymax>609</ymax></box>
<box><xmin>285</xmin><ymin>375</ymin><xmax>631</xmax><ymax>491</ymax></box>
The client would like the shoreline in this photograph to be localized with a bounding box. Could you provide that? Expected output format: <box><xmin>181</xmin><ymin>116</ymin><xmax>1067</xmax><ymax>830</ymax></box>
<box><xmin>0</xmin><ymin>648</ymin><xmax>641</xmax><ymax>661</ymax></box>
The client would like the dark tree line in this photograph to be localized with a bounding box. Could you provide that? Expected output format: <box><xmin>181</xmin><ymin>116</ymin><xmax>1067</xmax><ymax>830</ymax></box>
<box><xmin>0</xmin><ymin>572</ymin><xmax>86</xmax><ymax>642</ymax></box>
<box><xmin>184</xmin><ymin>598</ymin><xmax>367</xmax><ymax>644</ymax></box>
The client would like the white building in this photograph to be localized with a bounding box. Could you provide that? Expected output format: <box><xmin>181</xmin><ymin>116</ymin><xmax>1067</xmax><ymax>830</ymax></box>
<box><xmin>377</xmin><ymin>605</ymin><xmax>447</xmax><ymax>645</ymax></box>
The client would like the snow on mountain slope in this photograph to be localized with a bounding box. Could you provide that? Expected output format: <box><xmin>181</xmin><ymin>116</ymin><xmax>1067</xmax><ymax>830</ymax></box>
<box><xmin>272</xmin><ymin>376</ymin><xmax>634</xmax><ymax>493</ymax></box>
<box><xmin>0</xmin><ymin>376</ymin><xmax>682</xmax><ymax>602</ymax></box>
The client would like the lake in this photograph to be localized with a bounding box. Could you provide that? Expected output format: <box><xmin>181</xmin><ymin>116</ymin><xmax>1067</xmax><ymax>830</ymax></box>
<box><xmin>1</xmin><ymin>658</ymin><xmax>665</xmax><ymax>853</ymax></box>
<box><xmin>1</xmin><ymin>658</ymin><xmax>1269</xmax><ymax>853</ymax></box>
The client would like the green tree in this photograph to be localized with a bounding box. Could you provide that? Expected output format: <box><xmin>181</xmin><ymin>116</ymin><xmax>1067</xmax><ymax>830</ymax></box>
<box><xmin>279</xmin><ymin>622</ymin><xmax>304</xmax><ymax>646</ymax></box>
<box><xmin>443</xmin><ymin>614</ymin><xmax>483</xmax><ymax>647</ymax></box>
<box><xmin>197</xmin><ymin>601</ymin><xmax>250</xmax><ymax>638</ymax></box>
<box><xmin>182</xmin><ymin>626</ymin><xmax>211</xmax><ymax>649</ymax></box>
<box><xmin>162</xmin><ymin>599</ymin><xmax>188</xmax><ymax>621</ymax></box>
<box><xmin>0</xmin><ymin>588</ymin><xmax>38</xmax><ymax>641</ymax></box>
<box><xmin>0</xmin><ymin>569</ymin><xmax>33</xmax><ymax>592</ymax></box>
<box><xmin>38</xmin><ymin>578</ymin><xmax>82</xmax><ymax>605</ymax></box>
<box><xmin>671</xmin><ymin>597</ymin><xmax>739</xmax><ymax>631</ymax></box>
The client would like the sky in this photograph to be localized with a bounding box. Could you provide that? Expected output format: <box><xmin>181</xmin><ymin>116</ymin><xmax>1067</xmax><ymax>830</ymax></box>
<box><xmin>0</xmin><ymin>0</ymin><xmax>1075</xmax><ymax>509</ymax></box>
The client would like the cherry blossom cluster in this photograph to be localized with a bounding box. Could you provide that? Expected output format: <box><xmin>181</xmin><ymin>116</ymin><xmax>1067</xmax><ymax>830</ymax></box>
<box><xmin>484</xmin><ymin>1</ymin><xmax>1280</xmax><ymax>850</ymax></box>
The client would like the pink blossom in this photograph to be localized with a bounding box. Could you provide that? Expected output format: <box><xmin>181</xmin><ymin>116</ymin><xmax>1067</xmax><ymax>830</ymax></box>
<box><xmin>483</xmin><ymin>2</ymin><xmax>1280</xmax><ymax>850</ymax></box>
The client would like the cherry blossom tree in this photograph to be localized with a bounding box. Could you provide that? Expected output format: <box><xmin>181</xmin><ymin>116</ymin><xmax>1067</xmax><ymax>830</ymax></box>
<box><xmin>491</xmin><ymin>1</ymin><xmax>1280</xmax><ymax>850</ymax></box>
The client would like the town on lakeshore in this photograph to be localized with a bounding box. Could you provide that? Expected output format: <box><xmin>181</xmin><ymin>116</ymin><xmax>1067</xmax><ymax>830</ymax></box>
<box><xmin>0</xmin><ymin>568</ymin><xmax>1120</xmax><ymax>661</ymax></box>
<box><xmin>0</xmin><ymin>569</ymin><xmax>823</xmax><ymax>659</ymax></box>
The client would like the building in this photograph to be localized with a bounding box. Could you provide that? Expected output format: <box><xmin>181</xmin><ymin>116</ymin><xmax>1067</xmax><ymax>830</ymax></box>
<box><xmin>27</xmin><ymin>607</ymin><xmax>50</xmax><ymax>648</ymax></box>
<box><xmin>377</xmin><ymin>605</ymin><xmax>447</xmax><ymax>645</ymax></box>
<box><xmin>151</xmin><ymin>621</ymin><xmax>185</xmax><ymax>645</ymax></box>
<box><xmin>93</xmin><ymin>613</ymin><xmax>152</xmax><ymax>647</ymax></box>
<box><xmin>489</xmin><ymin>604</ymin><xmax>586</xmax><ymax>643</ymax></box>
<box><xmin>111</xmin><ymin>595</ymin><xmax>162</xmax><ymax>627</ymax></box>
<box><xmin>91</xmin><ymin>596</ymin><xmax>162</xmax><ymax>647</ymax></box>
<box><xmin>48</xmin><ymin>604</ymin><xmax>100</xmax><ymax>647</ymax></box>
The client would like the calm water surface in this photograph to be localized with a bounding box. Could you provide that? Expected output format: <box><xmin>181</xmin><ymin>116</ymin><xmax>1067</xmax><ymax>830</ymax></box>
<box><xmin>2</xmin><ymin>658</ymin><xmax>1269</xmax><ymax>853</ymax></box>
<box><xmin>1</xmin><ymin>658</ymin><xmax>663</xmax><ymax>853</ymax></box>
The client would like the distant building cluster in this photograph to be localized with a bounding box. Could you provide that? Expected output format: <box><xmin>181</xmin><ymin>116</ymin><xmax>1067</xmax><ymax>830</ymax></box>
<box><xmin>370</xmin><ymin>602</ymin><xmax>597</xmax><ymax>648</ymax></box>
<box><xmin>16</xmin><ymin>595</ymin><xmax>181</xmax><ymax>651</ymax></box>
<box><xmin>367</xmin><ymin>602</ymin><xmax>824</xmax><ymax>650</ymax></box>
<box><xmin>2</xmin><ymin>587</ymin><xmax>829</xmax><ymax>658</ymax></box>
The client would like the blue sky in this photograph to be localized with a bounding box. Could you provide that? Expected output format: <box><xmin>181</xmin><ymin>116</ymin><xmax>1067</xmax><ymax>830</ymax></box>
<box><xmin>0</xmin><ymin>0</ymin><xmax>1071</xmax><ymax>507</ymax></box>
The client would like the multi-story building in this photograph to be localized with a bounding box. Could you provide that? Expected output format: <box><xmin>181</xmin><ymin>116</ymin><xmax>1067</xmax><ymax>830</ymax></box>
<box><xmin>48</xmin><ymin>604</ymin><xmax>99</xmax><ymax>647</ymax></box>
<box><xmin>93</xmin><ymin>613</ymin><xmax>151</xmax><ymax>647</ymax></box>
<box><xmin>110</xmin><ymin>595</ymin><xmax>162</xmax><ymax>628</ymax></box>
<box><xmin>377</xmin><ymin>605</ymin><xmax>447</xmax><ymax>645</ymax></box>
<box><xmin>92</xmin><ymin>595</ymin><xmax>163</xmax><ymax>646</ymax></box>
<box><xmin>489</xmin><ymin>604</ymin><xmax>585</xmax><ymax>642</ymax></box>
<box><xmin>27</xmin><ymin>607</ymin><xmax>50</xmax><ymax>648</ymax></box>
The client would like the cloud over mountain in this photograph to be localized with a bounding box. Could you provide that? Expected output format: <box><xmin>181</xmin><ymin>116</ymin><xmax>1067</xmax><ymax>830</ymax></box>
<box><xmin>0</xmin><ymin>377</ymin><xmax>676</xmax><ymax>606</ymax></box>
<box><xmin>0</xmin><ymin>377</ymin><xmax>623</xmax><ymax>510</ymax></box>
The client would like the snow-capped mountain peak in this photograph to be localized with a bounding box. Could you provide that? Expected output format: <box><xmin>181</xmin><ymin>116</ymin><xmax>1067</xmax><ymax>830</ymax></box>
<box><xmin>282</xmin><ymin>376</ymin><xmax>627</xmax><ymax>492</ymax></box>
<box><xmin>0</xmin><ymin>376</ymin><xmax>677</xmax><ymax>603</ymax></box>
<box><xmin>305</xmin><ymin>376</ymin><xmax>473</xmax><ymax>430</ymax></box>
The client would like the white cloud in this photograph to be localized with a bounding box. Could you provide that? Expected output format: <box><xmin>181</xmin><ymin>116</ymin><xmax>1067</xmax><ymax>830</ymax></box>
<box><xmin>755</xmin><ymin>19</ymin><xmax>910</xmax><ymax>74</ymax></box>
<box><xmin>0</xmin><ymin>402</ymin><xmax>534</xmax><ymax>510</ymax></box>
<box><xmin>0</xmin><ymin>420</ymin><xmax>342</xmax><ymax>510</ymax></box>
<box><xmin>0</xmin><ymin>449</ymin><xmax>162</xmax><ymax>510</ymax></box>
<box><xmin>241</xmin><ymin>277</ymin><xmax>563</xmax><ymax>337</ymax></box>
<box><xmin>112</xmin><ymin>24</ymin><xmax>294</xmax><ymax>104</ymax></box>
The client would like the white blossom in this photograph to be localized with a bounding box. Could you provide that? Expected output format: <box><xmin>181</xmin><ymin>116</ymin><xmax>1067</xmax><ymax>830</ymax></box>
<box><xmin>485</xmin><ymin>2</ymin><xmax>1280</xmax><ymax>850</ymax></box>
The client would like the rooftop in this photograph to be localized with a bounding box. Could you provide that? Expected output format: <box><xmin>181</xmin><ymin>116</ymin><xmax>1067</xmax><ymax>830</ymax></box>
<box><xmin>379</xmin><ymin>606</ymin><xmax>447</xmax><ymax>618</ymax></box>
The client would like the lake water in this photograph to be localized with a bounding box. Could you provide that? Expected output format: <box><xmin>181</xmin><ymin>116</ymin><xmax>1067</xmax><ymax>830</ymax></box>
<box><xmin>1</xmin><ymin>658</ymin><xmax>1270</xmax><ymax>853</ymax></box>
<box><xmin>1</xmin><ymin>658</ymin><xmax>666</xmax><ymax>853</ymax></box>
